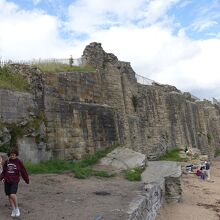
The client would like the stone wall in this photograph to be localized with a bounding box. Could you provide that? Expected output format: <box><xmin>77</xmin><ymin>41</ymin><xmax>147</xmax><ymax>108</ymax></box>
<box><xmin>0</xmin><ymin>88</ymin><xmax>50</xmax><ymax>163</ymax></box>
<box><xmin>0</xmin><ymin>89</ymin><xmax>34</xmax><ymax>123</ymax></box>
<box><xmin>0</xmin><ymin>42</ymin><xmax>220</xmax><ymax>161</ymax></box>
<box><xmin>82</xmin><ymin>42</ymin><xmax>220</xmax><ymax>160</ymax></box>
<box><xmin>43</xmin><ymin>71</ymin><xmax>119</xmax><ymax>159</ymax></box>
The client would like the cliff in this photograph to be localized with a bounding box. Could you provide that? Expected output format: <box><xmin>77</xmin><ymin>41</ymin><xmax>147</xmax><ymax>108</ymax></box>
<box><xmin>0</xmin><ymin>42</ymin><xmax>220</xmax><ymax>162</ymax></box>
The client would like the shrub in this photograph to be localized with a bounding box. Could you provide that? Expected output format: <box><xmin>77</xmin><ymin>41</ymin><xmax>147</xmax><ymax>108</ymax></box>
<box><xmin>159</xmin><ymin>148</ymin><xmax>183</xmax><ymax>162</ymax></box>
<box><xmin>124</xmin><ymin>167</ymin><xmax>143</xmax><ymax>181</ymax></box>
<box><xmin>131</xmin><ymin>95</ymin><xmax>138</xmax><ymax>112</ymax></box>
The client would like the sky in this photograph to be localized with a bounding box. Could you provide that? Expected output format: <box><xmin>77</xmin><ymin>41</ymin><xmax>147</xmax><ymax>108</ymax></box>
<box><xmin>1</xmin><ymin>0</ymin><xmax>220</xmax><ymax>100</ymax></box>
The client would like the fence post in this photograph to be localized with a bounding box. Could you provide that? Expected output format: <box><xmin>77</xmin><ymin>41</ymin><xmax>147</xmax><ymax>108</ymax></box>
<box><xmin>69</xmin><ymin>55</ymin><xmax>73</xmax><ymax>67</ymax></box>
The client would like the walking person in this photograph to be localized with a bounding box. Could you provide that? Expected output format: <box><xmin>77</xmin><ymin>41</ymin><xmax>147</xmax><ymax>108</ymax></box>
<box><xmin>0</xmin><ymin>148</ymin><xmax>29</xmax><ymax>217</ymax></box>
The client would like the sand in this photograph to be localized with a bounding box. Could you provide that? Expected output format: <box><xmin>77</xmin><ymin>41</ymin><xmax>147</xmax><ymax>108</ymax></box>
<box><xmin>157</xmin><ymin>160</ymin><xmax>220</xmax><ymax>220</ymax></box>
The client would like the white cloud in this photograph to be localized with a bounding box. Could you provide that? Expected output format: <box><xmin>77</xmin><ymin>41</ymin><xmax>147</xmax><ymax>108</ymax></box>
<box><xmin>0</xmin><ymin>0</ymin><xmax>74</xmax><ymax>60</ymax></box>
<box><xmin>1</xmin><ymin>0</ymin><xmax>220</xmax><ymax>99</ymax></box>
<box><xmin>191</xmin><ymin>20</ymin><xmax>218</xmax><ymax>32</ymax></box>
<box><xmin>66</xmin><ymin>0</ymin><xmax>182</xmax><ymax>34</ymax></box>
<box><xmin>66</xmin><ymin>0</ymin><xmax>145</xmax><ymax>34</ymax></box>
<box><xmin>139</xmin><ymin>0</ymin><xmax>181</xmax><ymax>25</ymax></box>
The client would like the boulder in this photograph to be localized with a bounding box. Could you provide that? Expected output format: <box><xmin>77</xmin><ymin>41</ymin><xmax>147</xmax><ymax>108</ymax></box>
<box><xmin>100</xmin><ymin>147</ymin><xmax>146</xmax><ymax>170</ymax></box>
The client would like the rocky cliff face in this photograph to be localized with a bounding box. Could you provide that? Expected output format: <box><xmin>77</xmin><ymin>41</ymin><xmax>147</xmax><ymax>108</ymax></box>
<box><xmin>0</xmin><ymin>42</ymin><xmax>220</xmax><ymax>162</ymax></box>
<box><xmin>82</xmin><ymin>42</ymin><xmax>220</xmax><ymax>160</ymax></box>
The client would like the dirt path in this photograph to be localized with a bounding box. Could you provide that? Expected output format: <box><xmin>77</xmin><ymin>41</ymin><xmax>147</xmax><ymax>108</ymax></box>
<box><xmin>0</xmin><ymin>173</ymin><xmax>143</xmax><ymax>220</ymax></box>
<box><xmin>157</xmin><ymin>160</ymin><xmax>220</xmax><ymax>220</ymax></box>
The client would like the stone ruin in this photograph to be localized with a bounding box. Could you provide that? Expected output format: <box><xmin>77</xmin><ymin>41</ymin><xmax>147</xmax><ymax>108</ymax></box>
<box><xmin>2</xmin><ymin>42</ymin><xmax>219</xmax><ymax>219</ymax></box>
<box><xmin>0</xmin><ymin>42</ymin><xmax>220</xmax><ymax>163</ymax></box>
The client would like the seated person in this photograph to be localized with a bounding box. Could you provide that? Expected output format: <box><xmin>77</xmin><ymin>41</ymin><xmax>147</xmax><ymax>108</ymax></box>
<box><xmin>186</xmin><ymin>164</ymin><xmax>193</xmax><ymax>172</ymax></box>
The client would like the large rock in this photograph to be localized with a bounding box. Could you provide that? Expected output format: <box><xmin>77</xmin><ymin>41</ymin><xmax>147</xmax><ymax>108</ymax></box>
<box><xmin>142</xmin><ymin>161</ymin><xmax>182</xmax><ymax>203</ymax></box>
<box><xmin>100</xmin><ymin>147</ymin><xmax>146</xmax><ymax>169</ymax></box>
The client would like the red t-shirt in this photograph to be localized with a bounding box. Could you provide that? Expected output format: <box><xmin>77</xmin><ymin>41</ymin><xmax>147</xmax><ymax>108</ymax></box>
<box><xmin>0</xmin><ymin>158</ymin><xmax>29</xmax><ymax>184</ymax></box>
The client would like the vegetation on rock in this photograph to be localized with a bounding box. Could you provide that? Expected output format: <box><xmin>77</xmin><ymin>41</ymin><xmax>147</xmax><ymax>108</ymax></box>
<box><xmin>159</xmin><ymin>148</ymin><xmax>184</xmax><ymax>162</ymax></box>
<box><xmin>124</xmin><ymin>167</ymin><xmax>143</xmax><ymax>181</ymax></box>
<box><xmin>0</xmin><ymin>112</ymin><xmax>48</xmax><ymax>152</ymax></box>
<box><xmin>0</xmin><ymin>65</ymin><xmax>29</xmax><ymax>91</ymax></box>
<box><xmin>214</xmin><ymin>148</ymin><xmax>220</xmax><ymax>157</ymax></box>
<box><xmin>207</xmin><ymin>133</ymin><xmax>212</xmax><ymax>144</ymax></box>
<box><xmin>131</xmin><ymin>95</ymin><xmax>138</xmax><ymax>112</ymax></box>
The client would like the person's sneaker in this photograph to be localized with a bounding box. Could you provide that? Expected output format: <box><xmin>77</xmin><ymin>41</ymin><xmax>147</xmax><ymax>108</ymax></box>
<box><xmin>11</xmin><ymin>209</ymin><xmax>16</xmax><ymax>217</ymax></box>
<box><xmin>15</xmin><ymin>208</ymin><xmax>20</xmax><ymax>217</ymax></box>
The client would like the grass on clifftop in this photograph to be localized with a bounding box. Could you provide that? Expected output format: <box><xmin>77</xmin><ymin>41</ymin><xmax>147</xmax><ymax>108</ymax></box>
<box><xmin>35</xmin><ymin>63</ymin><xmax>96</xmax><ymax>73</ymax></box>
<box><xmin>26</xmin><ymin>147</ymin><xmax>115</xmax><ymax>179</ymax></box>
<box><xmin>159</xmin><ymin>148</ymin><xmax>184</xmax><ymax>162</ymax></box>
<box><xmin>0</xmin><ymin>65</ymin><xmax>29</xmax><ymax>91</ymax></box>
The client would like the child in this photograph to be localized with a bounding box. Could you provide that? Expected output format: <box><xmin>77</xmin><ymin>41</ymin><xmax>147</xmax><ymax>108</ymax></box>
<box><xmin>0</xmin><ymin>148</ymin><xmax>29</xmax><ymax>217</ymax></box>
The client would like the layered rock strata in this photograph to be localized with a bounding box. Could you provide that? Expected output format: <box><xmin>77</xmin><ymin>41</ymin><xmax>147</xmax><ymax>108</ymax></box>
<box><xmin>0</xmin><ymin>42</ymin><xmax>220</xmax><ymax>162</ymax></box>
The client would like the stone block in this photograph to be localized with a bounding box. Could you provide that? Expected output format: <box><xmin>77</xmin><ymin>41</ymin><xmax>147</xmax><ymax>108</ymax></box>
<box><xmin>100</xmin><ymin>147</ymin><xmax>146</xmax><ymax>170</ymax></box>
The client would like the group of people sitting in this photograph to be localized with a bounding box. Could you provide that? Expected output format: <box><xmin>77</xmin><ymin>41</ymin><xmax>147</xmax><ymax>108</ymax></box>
<box><xmin>186</xmin><ymin>161</ymin><xmax>211</xmax><ymax>181</ymax></box>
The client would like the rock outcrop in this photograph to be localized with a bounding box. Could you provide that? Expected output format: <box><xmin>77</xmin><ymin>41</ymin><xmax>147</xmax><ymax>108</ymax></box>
<box><xmin>100</xmin><ymin>147</ymin><xmax>146</xmax><ymax>170</ymax></box>
<box><xmin>127</xmin><ymin>161</ymin><xmax>182</xmax><ymax>220</ymax></box>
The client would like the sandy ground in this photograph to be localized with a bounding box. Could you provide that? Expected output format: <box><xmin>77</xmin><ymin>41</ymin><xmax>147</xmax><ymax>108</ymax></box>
<box><xmin>0</xmin><ymin>171</ymin><xmax>143</xmax><ymax>220</ymax></box>
<box><xmin>1</xmin><ymin>161</ymin><xmax>220</xmax><ymax>220</ymax></box>
<box><xmin>157</xmin><ymin>160</ymin><xmax>220</xmax><ymax>220</ymax></box>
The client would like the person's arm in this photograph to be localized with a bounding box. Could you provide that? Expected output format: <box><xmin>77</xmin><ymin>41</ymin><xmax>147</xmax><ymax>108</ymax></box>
<box><xmin>19</xmin><ymin>160</ymin><xmax>29</xmax><ymax>184</ymax></box>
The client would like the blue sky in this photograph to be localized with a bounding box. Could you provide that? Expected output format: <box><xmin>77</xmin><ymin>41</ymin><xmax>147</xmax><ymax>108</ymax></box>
<box><xmin>1</xmin><ymin>0</ymin><xmax>220</xmax><ymax>100</ymax></box>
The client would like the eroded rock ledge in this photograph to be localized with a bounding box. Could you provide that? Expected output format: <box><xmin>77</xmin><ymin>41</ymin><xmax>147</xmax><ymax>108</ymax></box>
<box><xmin>128</xmin><ymin>161</ymin><xmax>182</xmax><ymax>220</ymax></box>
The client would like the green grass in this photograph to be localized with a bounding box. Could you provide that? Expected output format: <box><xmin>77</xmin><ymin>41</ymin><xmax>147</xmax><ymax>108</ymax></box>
<box><xmin>26</xmin><ymin>160</ymin><xmax>74</xmax><ymax>174</ymax></box>
<box><xmin>34</xmin><ymin>63</ymin><xmax>96</xmax><ymax>73</ymax></box>
<box><xmin>26</xmin><ymin>147</ymin><xmax>116</xmax><ymax>179</ymax></box>
<box><xmin>124</xmin><ymin>167</ymin><xmax>143</xmax><ymax>181</ymax></box>
<box><xmin>72</xmin><ymin>166</ymin><xmax>114</xmax><ymax>179</ymax></box>
<box><xmin>207</xmin><ymin>133</ymin><xmax>212</xmax><ymax>144</ymax></box>
<box><xmin>0</xmin><ymin>65</ymin><xmax>29</xmax><ymax>91</ymax></box>
<box><xmin>159</xmin><ymin>148</ymin><xmax>183</xmax><ymax>162</ymax></box>
<box><xmin>215</xmin><ymin>148</ymin><xmax>220</xmax><ymax>157</ymax></box>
